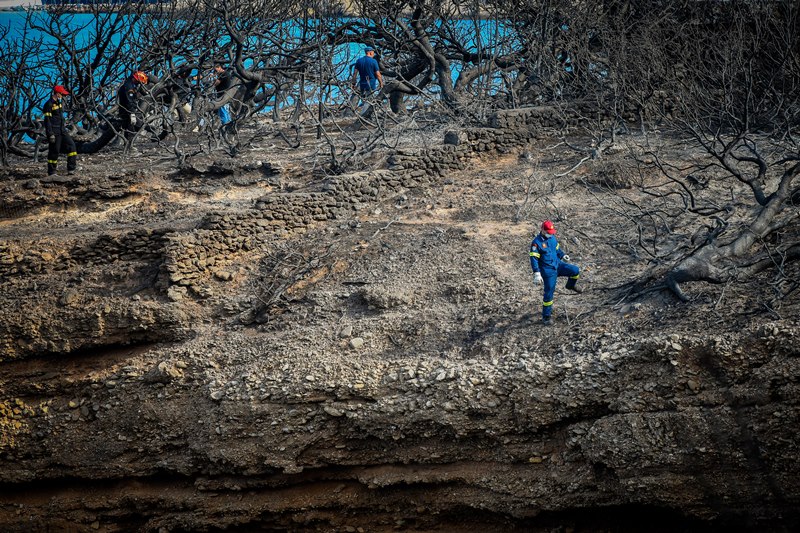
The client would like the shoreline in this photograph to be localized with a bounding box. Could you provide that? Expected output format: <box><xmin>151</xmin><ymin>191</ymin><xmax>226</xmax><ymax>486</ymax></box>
<box><xmin>1</xmin><ymin>6</ymin><xmax>493</xmax><ymax>19</ymax></box>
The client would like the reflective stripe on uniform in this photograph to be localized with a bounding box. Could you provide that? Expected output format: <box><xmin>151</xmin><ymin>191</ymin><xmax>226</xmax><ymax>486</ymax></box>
<box><xmin>48</xmin><ymin>159</ymin><xmax>58</xmax><ymax>164</ymax></box>
<box><xmin>570</xmin><ymin>274</ymin><xmax>579</xmax><ymax>279</ymax></box>
<box><xmin>67</xmin><ymin>152</ymin><xmax>77</xmax><ymax>157</ymax></box>
<box><xmin>556</xmin><ymin>243</ymin><xmax>560</xmax><ymax>249</ymax></box>
<box><xmin>44</xmin><ymin>112</ymin><xmax>52</xmax><ymax>116</ymax></box>
<box><xmin>542</xmin><ymin>300</ymin><xmax>553</xmax><ymax>307</ymax></box>
<box><xmin>529</xmin><ymin>252</ymin><xmax>540</xmax><ymax>258</ymax></box>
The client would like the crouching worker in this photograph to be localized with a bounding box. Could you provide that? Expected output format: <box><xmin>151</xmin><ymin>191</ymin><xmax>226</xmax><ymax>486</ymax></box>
<box><xmin>530</xmin><ymin>220</ymin><xmax>583</xmax><ymax>326</ymax></box>
<box><xmin>118</xmin><ymin>70</ymin><xmax>148</xmax><ymax>150</ymax></box>
<box><xmin>212</xmin><ymin>63</ymin><xmax>233</xmax><ymax>126</ymax></box>
<box><xmin>43</xmin><ymin>85</ymin><xmax>77</xmax><ymax>176</ymax></box>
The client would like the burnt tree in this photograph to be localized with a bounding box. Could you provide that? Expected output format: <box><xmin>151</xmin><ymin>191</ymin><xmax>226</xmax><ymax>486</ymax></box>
<box><xmin>622</xmin><ymin>1</ymin><xmax>800</xmax><ymax>307</ymax></box>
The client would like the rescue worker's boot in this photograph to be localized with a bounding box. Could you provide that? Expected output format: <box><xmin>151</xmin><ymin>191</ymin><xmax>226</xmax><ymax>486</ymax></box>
<box><xmin>542</xmin><ymin>316</ymin><xmax>553</xmax><ymax>326</ymax></box>
<box><xmin>566</xmin><ymin>276</ymin><xmax>583</xmax><ymax>294</ymax></box>
<box><xmin>67</xmin><ymin>153</ymin><xmax>77</xmax><ymax>175</ymax></box>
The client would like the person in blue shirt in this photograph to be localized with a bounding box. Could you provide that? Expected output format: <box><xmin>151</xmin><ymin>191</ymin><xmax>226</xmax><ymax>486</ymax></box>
<box><xmin>529</xmin><ymin>220</ymin><xmax>583</xmax><ymax>326</ymax></box>
<box><xmin>351</xmin><ymin>47</ymin><xmax>384</xmax><ymax>96</ymax></box>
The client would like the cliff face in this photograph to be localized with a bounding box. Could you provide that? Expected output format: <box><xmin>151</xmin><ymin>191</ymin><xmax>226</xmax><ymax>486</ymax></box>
<box><xmin>1</xmin><ymin>113</ymin><xmax>799</xmax><ymax>532</ymax></box>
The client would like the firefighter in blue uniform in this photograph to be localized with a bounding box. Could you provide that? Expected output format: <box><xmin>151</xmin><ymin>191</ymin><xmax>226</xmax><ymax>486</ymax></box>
<box><xmin>529</xmin><ymin>220</ymin><xmax>582</xmax><ymax>326</ymax></box>
<box><xmin>43</xmin><ymin>85</ymin><xmax>77</xmax><ymax>176</ymax></box>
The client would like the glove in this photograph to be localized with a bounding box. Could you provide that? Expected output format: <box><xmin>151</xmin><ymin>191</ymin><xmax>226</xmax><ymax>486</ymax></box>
<box><xmin>562</xmin><ymin>254</ymin><xmax>571</xmax><ymax>263</ymax></box>
<box><xmin>130</xmin><ymin>115</ymin><xmax>137</xmax><ymax>126</ymax></box>
<box><xmin>533</xmin><ymin>272</ymin><xmax>543</xmax><ymax>285</ymax></box>
<box><xmin>48</xmin><ymin>135</ymin><xmax>56</xmax><ymax>143</ymax></box>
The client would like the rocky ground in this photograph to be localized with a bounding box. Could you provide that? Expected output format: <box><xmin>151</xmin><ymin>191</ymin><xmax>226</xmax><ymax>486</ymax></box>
<box><xmin>1</xmin><ymin>117</ymin><xmax>798</xmax><ymax>532</ymax></box>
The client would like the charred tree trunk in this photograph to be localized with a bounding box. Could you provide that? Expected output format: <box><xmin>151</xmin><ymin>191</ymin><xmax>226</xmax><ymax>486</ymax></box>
<box><xmin>633</xmin><ymin>161</ymin><xmax>800</xmax><ymax>302</ymax></box>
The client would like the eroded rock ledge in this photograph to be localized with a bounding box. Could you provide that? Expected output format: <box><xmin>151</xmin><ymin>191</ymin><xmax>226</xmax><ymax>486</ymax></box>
<box><xmin>1</xmin><ymin>323</ymin><xmax>798</xmax><ymax>531</ymax></box>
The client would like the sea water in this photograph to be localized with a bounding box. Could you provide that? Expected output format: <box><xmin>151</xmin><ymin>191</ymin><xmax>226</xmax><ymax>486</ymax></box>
<box><xmin>2</xmin><ymin>8</ymin><xmax>523</xmax><ymax>130</ymax></box>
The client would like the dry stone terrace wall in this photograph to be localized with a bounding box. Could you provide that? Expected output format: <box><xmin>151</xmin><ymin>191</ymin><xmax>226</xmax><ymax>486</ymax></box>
<box><xmin>1</xmin><ymin>106</ymin><xmax>590</xmax><ymax>291</ymax></box>
<box><xmin>389</xmin><ymin>105</ymin><xmax>601</xmax><ymax>172</ymax></box>
<box><xmin>488</xmin><ymin>103</ymin><xmax>592</xmax><ymax>132</ymax></box>
<box><xmin>70</xmin><ymin>229</ymin><xmax>169</xmax><ymax>265</ymax></box>
<box><xmin>0</xmin><ymin>229</ymin><xmax>168</xmax><ymax>279</ymax></box>
<box><xmin>0</xmin><ymin>241</ymin><xmax>69</xmax><ymax>277</ymax></box>
<box><xmin>161</xmin><ymin>105</ymin><xmax>596</xmax><ymax>290</ymax></box>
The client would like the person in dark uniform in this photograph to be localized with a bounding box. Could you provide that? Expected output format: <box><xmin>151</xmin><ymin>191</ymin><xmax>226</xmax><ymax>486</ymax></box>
<box><xmin>212</xmin><ymin>63</ymin><xmax>232</xmax><ymax>125</ymax></box>
<box><xmin>529</xmin><ymin>220</ymin><xmax>583</xmax><ymax>326</ymax></box>
<box><xmin>117</xmin><ymin>70</ymin><xmax>148</xmax><ymax>148</ymax></box>
<box><xmin>43</xmin><ymin>85</ymin><xmax>77</xmax><ymax>176</ymax></box>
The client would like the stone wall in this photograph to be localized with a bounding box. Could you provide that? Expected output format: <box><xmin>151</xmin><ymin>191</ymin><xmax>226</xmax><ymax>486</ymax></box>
<box><xmin>0</xmin><ymin>241</ymin><xmax>67</xmax><ymax>277</ymax></box>
<box><xmin>163</xmin><ymin>227</ymin><xmax>258</xmax><ymax>287</ymax></box>
<box><xmin>1</xmin><ymin>106</ymin><xmax>595</xmax><ymax>291</ymax></box>
<box><xmin>0</xmin><ymin>229</ymin><xmax>169</xmax><ymax>279</ymax></box>
<box><xmin>386</xmin><ymin>104</ymin><xmax>608</xmax><ymax>176</ymax></box>
<box><xmin>388</xmin><ymin>144</ymin><xmax>469</xmax><ymax>175</ymax></box>
<box><xmin>489</xmin><ymin>102</ymin><xmax>619</xmax><ymax>130</ymax></box>
<box><xmin>322</xmin><ymin>169</ymin><xmax>437</xmax><ymax>202</ymax></box>
<box><xmin>70</xmin><ymin>229</ymin><xmax>168</xmax><ymax>265</ymax></box>
<box><xmin>159</xmin><ymin>105</ymin><xmax>598</xmax><ymax>291</ymax></box>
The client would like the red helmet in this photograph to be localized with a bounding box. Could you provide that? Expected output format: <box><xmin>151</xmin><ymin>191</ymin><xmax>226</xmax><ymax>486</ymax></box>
<box><xmin>133</xmin><ymin>71</ymin><xmax>149</xmax><ymax>84</ymax></box>
<box><xmin>541</xmin><ymin>220</ymin><xmax>557</xmax><ymax>234</ymax></box>
<box><xmin>53</xmin><ymin>85</ymin><xmax>69</xmax><ymax>95</ymax></box>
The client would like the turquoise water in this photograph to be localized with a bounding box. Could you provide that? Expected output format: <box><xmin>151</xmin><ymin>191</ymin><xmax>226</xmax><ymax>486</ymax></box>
<box><xmin>2</xmin><ymin>10</ymin><xmax>517</xmax><ymax>117</ymax></box>
<box><xmin>1</xmin><ymin>12</ymin><xmax>355</xmax><ymax>98</ymax></box>
<box><xmin>2</xmin><ymin>10</ymin><xmax>135</xmax><ymax>92</ymax></box>
<box><xmin>1</xmin><ymin>10</ymin><xmax>123</xmax><ymax>48</ymax></box>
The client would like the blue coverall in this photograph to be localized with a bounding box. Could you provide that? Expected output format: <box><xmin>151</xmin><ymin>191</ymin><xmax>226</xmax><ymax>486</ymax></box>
<box><xmin>529</xmin><ymin>233</ymin><xmax>580</xmax><ymax>319</ymax></box>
